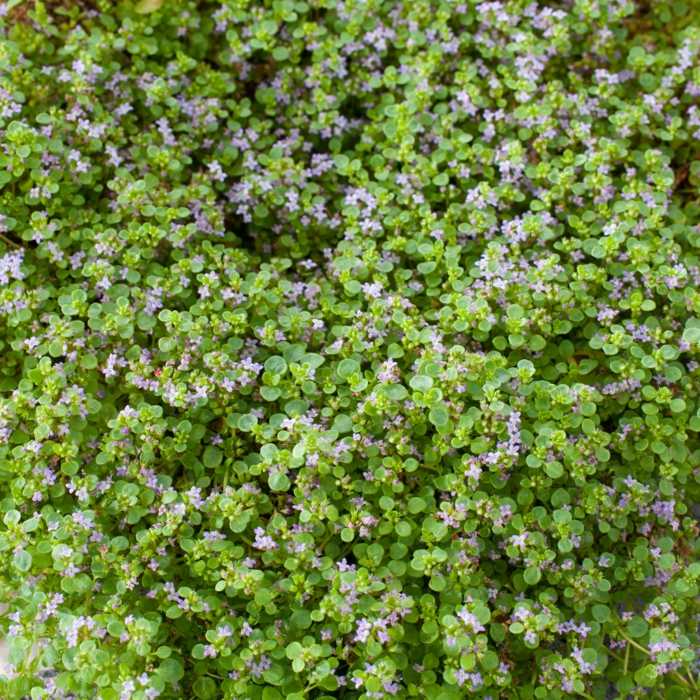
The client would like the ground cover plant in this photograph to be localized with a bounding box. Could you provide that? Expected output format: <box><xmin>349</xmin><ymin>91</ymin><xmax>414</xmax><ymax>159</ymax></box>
<box><xmin>3</xmin><ymin>0</ymin><xmax>700</xmax><ymax>699</ymax></box>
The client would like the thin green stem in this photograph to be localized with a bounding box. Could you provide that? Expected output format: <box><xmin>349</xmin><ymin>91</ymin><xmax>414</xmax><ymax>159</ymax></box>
<box><xmin>0</xmin><ymin>232</ymin><xmax>22</xmax><ymax>249</ymax></box>
<box><xmin>318</xmin><ymin>529</ymin><xmax>333</xmax><ymax>553</ymax></box>
<box><xmin>672</xmin><ymin>671</ymin><xmax>694</xmax><ymax>691</ymax></box>
<box><xmin>224</xmin><ymin>428</ymin><xmax>235</xmax><ymax>490</ymax></box>
<box><xmin>623</xmin><ymin>639</ymin><xmax>630</xmax><ymax>676</ymax></box>
<box><xmin>21</xmin><ymin>642</ymin><xmax>33</xmax><ymax>673</ymax></box>
<box><xmin>617</xmin><ymin>630</ymin><xmax>650</xmax><ymax>657</ymax></box>
<box><xmin>606</xmin><ymin>648</ymin><xmax>624</xmax><ymax>663</ymax></box>
<box><xmin>617</xmin><ymin>630</ymin><xmax>696</xmax><ymax>692</ymax></box>
<box><xmin>299</xmin><ymin>681</ymin><xmax>319</xmax><ymax>697</ymax></box>
<box><xmin>627</xmin><ymin>597</ymin><xmax>644</xmax><ymax>613</ymax></box>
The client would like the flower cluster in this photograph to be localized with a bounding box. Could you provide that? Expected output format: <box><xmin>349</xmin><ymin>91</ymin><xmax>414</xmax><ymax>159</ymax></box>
<box><xmin>2</xmin><ymin>0</ymin><xmax>700</xmax><ymax>699</ymax></box>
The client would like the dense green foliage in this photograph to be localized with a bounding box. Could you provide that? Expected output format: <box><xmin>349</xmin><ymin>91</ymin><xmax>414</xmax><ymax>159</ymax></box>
<box><xmin>3</xmin><ymin>0</ymin><xmax>700</xmax><ymax>699</ymax></box>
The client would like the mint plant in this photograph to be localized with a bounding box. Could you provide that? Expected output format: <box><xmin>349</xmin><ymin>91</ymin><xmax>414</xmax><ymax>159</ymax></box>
<box><xmin>2</xmin><ymin>0</ymin><xmax>700</xmax><ymax>699</ymax></box>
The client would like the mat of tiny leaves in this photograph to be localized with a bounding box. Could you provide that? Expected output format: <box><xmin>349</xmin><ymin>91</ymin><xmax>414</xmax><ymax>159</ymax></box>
<box><xmin>2</xmin><ymin>0</ymin><xmax>700</xmax><ymax>699</ymax></box>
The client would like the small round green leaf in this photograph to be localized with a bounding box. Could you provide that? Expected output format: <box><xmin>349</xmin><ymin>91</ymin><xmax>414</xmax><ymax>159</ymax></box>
<box><xmin>238</xmin><ymin>414</ymin><xmax>258</xmax><ymax>432</ymax></box>
<box><xmin>202</xmin><ymin>446</ymin><xmax>222</xmax><ymax>468</ymax></box>
<box><xmin>269</xmin><ymin>472</ymin><xmax>291</xmax><ymax>491</ymax></box>
<box><xmin>157</xmin><ymin>658</ymin><xmax>184</xmax><ymax>683</ymax></box>
<box><xmin>338</xmin><ymin>359</ymin><xmax>360</xmax><ymax>378</ymax></box>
